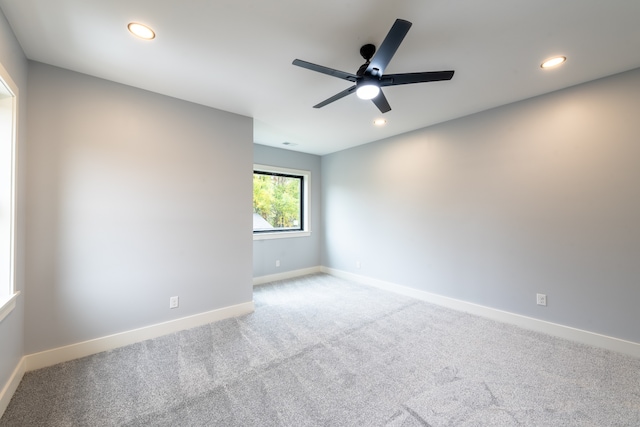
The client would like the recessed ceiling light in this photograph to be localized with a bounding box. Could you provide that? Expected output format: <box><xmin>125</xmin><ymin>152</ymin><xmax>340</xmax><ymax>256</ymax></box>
<box><xmin>373</xmin><ymin>119</ymin><xmax>387</xmax><ymax>126</ymax></box>
<box><xmin>128</xmin><ymin>22</ymin><xmax>155</xmax><ymax>40</ymax></box>
<box><xmin>541</xmin><ymin>56</ymin><xmax>566</xmax><ymax>69</ymax></box>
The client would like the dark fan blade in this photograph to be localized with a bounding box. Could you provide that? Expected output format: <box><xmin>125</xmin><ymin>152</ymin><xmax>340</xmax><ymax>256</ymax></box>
<box><xmin>366</xmin><ymin>19</ymin><xmax>412</xmax><ymax>76</ymax></box>
<box><xmin>313</xmin><ymin>85</ymin><xmax>357</xmax><ymax>108</ymax></box>
<box><xmin>380</xmin><ymin>70</ymin><xmax>455</xmax><ymax>87</ymax></box>
<box><xmin>293</xmin><ymin>59</ymin><xmax>358</xmax><ymax>82</ymax></box>
<box><xmin>371</xmin><ymin>90</ymin><xmax>391</xmax><ymax>113</ymax></box>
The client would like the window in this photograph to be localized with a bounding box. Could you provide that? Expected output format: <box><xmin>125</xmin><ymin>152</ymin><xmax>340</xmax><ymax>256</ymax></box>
<box><xmin>0</xmin><ymin>62</ymin><xmax>18</xmax><ymax>323</ymax></box>
<box><xmin>253</xmin><ymin>164</ymin><xmax>310</xmax><ymax>240</ymax></box>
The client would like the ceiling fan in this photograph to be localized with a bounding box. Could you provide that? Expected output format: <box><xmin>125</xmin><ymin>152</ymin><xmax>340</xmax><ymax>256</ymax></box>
<box><xmin>293</xmin><ymin>19</ymin><xmax>455</xmax><ymax>114</ymax></box>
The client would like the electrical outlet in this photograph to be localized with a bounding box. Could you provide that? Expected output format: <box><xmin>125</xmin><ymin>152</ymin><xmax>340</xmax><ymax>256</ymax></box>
<box><xmin>169</xmin><ymin>296</ymin><xmax>179</xmax><ymax>309</ymax></box>
<box><xmin>275</xmin><ymin>260</ymin><xmax>280</xmax><ymax>267</ymax></box>
<box><xmin>536</xmin><ymin>293</ymin><xmax>547</xmax><ymax>306</ymax></box>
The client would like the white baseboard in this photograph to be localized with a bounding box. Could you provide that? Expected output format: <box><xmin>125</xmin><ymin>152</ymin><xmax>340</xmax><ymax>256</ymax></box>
<box><xmin>0</xmin><ymin>356</ymin><xmax>25</xmax><ymax>419</ymax></box>
<box><xmin>25</xmin><ymin>301</ymin><xmax>255</xmax><ymax>372</ymax></box>
<box><xmin>253</xmin><ymin>266</ymin><xmax>322</xmax><ymax>286</ymax></box>
<box><xmin>322</xmin><ymin>267</ymin><xmax>640</xmax><ymax>358</ymax></box>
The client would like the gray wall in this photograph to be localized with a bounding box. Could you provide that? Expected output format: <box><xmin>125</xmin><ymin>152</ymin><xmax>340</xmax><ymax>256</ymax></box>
<box><xmin>253</xmin><ymin>144</ymin><xmax>321</xmax><ymax>278</ymax></box>
<box><xmin>25</xmin><ymin>62</ymin><xmax>253</xmax><ymax>354</ymax></box>
<box><xmin>322</xmin><ymin>68</ymin><xmax>640</xmax><ymax>344</ymax></box>
<box><xmin>0</xmin><ymin>9</ymin><xmax>27</xmax><ymax>393</ymax></box>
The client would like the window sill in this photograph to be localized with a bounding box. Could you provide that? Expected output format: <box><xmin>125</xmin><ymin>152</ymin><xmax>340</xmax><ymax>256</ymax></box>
<box><xmin>253</xmin><ymin>231</ymin><xmax>311</xmax><ymax>241</ymax></box>
<box><xmin>0</xmin><ymin>291</ymin><xmax>19</xmax><ymax>324</ymax></box>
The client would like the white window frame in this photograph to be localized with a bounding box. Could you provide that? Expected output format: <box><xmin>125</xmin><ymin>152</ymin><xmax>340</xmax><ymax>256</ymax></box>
<box><xmin>0</xmin><ymin>62</ymin><xmax>19</xmax><ymax>324</ymax></box>
<box><xmin>253</xmin><ymin>164</ymin><xmax>311</xmax><ymax>240</ymax></box>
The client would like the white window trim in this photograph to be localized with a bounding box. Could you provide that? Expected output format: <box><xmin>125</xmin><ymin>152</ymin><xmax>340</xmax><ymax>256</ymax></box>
<box><xmin>0</xmin><ymin>61</ymin><xmax>19</xmax><ymax>324</ymax></box>
<box><xmin>0</xmin><ymin>292</ymin><xmax>19</xmax><ymax>323</ymax></box>
<box><xmin>253</xmin><ymin>163</ymin><xmax>311</xmax><ymax>240</ymax></box>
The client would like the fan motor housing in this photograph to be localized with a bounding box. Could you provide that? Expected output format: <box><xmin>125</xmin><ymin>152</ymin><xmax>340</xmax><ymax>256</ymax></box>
<box><xmin>360</xmin><ymin>44</ymin><xmax>376</xmax><ymax>61</ymax></box>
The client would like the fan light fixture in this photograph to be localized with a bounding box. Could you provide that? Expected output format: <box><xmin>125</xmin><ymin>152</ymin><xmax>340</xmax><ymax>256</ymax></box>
<box><xmin>541</xmin><ymin>56</ymin><xmax>566</xmax><ymax>69</ymax></box>
<box><xmin>128</xmin><ymin>22</ymin><xmax>156</xmax><ymax>40</ymax></box>
<box><xmin>356</xmin><ymin>83</ymin><xmax>380</xmax><ymax>100</ymax></box>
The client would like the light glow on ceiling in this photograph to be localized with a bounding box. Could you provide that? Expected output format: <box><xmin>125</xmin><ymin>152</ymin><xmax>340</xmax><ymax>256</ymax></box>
<box><xmin>541</xmin><ymin>56</ymin><xmax>566</xmax><ymax>69</ymax></box>
<box><xmin>373</xmin><ymin>119</ymin><xmax>387</xmax><ymax>126</ymax></box>
<box><xmin>128</xmin><ymin>22</ymin><xmax>156</xmax><ymax>40</ymax></box>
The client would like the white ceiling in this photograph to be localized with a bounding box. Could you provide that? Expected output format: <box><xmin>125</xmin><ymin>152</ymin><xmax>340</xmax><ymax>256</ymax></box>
<box><xmin>2</xmin><ymin>0</ymin><xmax>640</xmax><ymax>155</ymax></box>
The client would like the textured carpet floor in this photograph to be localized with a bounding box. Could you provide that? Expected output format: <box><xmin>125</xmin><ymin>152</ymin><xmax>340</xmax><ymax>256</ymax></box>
<box><xmin>2</xmin><ymin>273</ymin><xmax>640</xmax><ymax>426</ymax></box>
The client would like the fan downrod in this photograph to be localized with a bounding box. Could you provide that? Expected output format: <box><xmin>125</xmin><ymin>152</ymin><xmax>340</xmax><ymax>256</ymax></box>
<box><xmin>357</xmin><ymin>44</ymin><xmax>376</xmax><ymax>76</ymax></box>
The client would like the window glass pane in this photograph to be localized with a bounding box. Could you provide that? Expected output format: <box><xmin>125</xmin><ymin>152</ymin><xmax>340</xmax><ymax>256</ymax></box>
<box><xmin>253</xmin><ymin>171</ymin><xmax>302</xmax><ymax>232</ymax></box>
